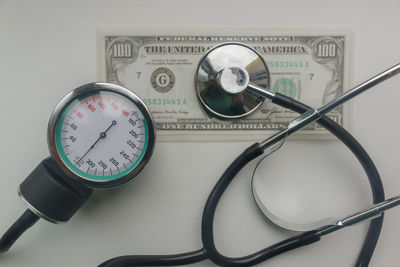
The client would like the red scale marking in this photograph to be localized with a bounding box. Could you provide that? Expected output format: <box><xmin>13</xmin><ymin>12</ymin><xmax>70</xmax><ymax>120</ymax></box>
<box><xmin>98</xmin><ymin>100</ymin><xmax>106</xmax><ymax>110</ymax></box>
<box><xmin>73</xmin><ymin>94</ymin><xmax>133</xmax><ymax>115</ymax></box>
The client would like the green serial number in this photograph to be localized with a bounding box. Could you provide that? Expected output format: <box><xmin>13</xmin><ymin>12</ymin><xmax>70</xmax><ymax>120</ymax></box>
<box><xmin>266</xmin><ymin>61</ymin><xmax>310</xmax><ymax>68</ymax></box>
<box><xmin>144</xmin><ymin>98</ymin><xmax>187</xmax><ymax>105</ymax></box>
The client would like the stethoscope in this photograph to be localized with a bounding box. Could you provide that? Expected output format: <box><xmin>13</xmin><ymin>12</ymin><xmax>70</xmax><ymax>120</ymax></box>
<box><xmin>1</xmin><ymin>42</ymin><xmax>400</xmax><ymax>267</ymax></box>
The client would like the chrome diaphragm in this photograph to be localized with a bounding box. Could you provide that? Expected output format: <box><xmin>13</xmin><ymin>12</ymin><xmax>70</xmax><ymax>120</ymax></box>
<box><xmin>195</xmin><ymin>43</ymin><xmax>270</xmax><ymax>119</ymax></box>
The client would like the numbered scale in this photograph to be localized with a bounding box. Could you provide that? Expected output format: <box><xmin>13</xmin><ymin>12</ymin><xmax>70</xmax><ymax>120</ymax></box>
<box><xmin>48</xmin><ymin>83</ymin><xmax>155</xmax><ymax>188</ymax></box>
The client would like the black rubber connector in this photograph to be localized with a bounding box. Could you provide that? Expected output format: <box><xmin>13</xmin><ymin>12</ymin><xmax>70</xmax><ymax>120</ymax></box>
<box><xmin>19</xmin><ymin>157</ymin><xmax>93</xmax><ymax>223</ymax></box>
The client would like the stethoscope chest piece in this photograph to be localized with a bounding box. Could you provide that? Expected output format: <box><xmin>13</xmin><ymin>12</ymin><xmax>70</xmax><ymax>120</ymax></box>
<box><xmin>195</xmin><ymin>43</ymin><xmax>270</xmax><ymax>119</ymax></box>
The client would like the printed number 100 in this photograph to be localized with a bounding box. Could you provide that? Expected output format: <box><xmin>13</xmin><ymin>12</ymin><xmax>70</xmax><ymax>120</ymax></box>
<box><xmin>113</xmin><ymin>43</ymin><xmax>132</xmax><ymax>58</ymax></box>
<box><xmin>317</xmin><ymin>43</ymin><xmax>336</xmax><ymax>58</ymax></box>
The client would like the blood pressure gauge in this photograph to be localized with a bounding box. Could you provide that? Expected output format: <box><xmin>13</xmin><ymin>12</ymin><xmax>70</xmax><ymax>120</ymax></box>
<box><xmin>48</xmin><ymin>83</ymin><xmax>155</xmax><ymax>188</ymax></box>
<box><xmin>15</xmin><ymin>82</ymin><xmax>155</xmax><ymax>223</ymax></box>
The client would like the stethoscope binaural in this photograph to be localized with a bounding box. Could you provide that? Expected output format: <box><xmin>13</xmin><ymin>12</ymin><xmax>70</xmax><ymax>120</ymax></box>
<box><xmin>1</xmin><ymin>42</ymin><xmax>400</xmax><ymax>267</ymax></box>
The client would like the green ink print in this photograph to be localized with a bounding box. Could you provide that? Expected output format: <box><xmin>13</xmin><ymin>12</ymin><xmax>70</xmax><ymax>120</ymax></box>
<box><xmin>272</xmin><ymin>78</ymin><xmax>298</xmax><ymax>98</ymax></box>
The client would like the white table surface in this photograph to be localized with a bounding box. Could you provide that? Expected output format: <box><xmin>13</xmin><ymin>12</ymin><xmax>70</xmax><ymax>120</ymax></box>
<box><xmin>0</xmin><ymin>0</ymin><xmax>399</xmax><ymax>266</ymax></box>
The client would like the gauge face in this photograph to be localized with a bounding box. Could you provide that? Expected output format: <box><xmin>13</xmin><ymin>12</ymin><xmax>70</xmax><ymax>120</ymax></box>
<box><xmin>48</xmin><ymin>83</ymin><xmax>155</xmax><ymax>188</ymax></box>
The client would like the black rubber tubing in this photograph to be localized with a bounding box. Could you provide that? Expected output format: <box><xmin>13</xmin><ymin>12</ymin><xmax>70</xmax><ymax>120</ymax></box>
<box><xmin>201</xmin><ymin>93</ymin><xmax>384</xmax><ymax>266</ymax></box>
<box><xmin>99</xmin><ymin>249</ymin><xmax>208</xmax><ymax>267</ymax></box>
<box><xmin>0</xmin><ymin>209</ymin><xmax>39</xmax><ymax>254</ymax></box>
<box><xmin>99</xmin><ymin>92</ymin><xmax>384</xmax><ymax>266</ymax></box>
<box><xmin>273</xmin><ymin>93</ymin><xmax>384</xmax><ymax>267</ymax></box>
<box><xmin>100</xmin><ymin>145</ymin><xmax>322</xmax><ymax>267</ymax></box>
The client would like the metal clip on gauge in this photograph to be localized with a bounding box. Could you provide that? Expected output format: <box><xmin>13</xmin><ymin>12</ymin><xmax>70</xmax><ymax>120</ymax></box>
<box><xmin>1</xmin><ymin>43</ymin><xmax>400</xmax><ymax>267</ymax></box>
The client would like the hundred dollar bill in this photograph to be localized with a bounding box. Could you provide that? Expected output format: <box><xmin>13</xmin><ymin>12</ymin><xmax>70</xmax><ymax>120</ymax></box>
<box><xmin>98</xmin><ymin>31</ymin><xmax>349</xmax><ymax>141</ymax></box>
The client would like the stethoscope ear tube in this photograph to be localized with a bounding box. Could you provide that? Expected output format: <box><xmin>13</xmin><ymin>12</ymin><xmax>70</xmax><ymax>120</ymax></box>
<box><xmin>254</xmin><ymin>92</ymin><xmax>386</xmax><ymax>266</ymax></box>
<box><xmin>98</xmin><ymin>63</ymin><xmax>400</xmax><ymax>267</ymax></box>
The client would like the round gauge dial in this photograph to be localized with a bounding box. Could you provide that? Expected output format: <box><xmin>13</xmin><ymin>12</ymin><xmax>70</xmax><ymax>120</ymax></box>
<box><xmin>48</xmin><ymin>83</ymin><xmax>155</xmax><ymax>188</ymax></box>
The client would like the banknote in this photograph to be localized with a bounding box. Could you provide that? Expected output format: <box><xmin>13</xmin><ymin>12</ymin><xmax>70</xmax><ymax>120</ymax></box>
<box><xmin>98</xmin><ymin>31</ymin><xmax>349</xmax><ymax>141</ymax></box>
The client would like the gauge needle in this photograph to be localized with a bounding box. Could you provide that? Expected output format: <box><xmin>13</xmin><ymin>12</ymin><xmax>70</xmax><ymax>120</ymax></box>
<box><xmin>76</xmin><ymin>120</ymin><xmax>117</xmax><ymax>164</ymax></box>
